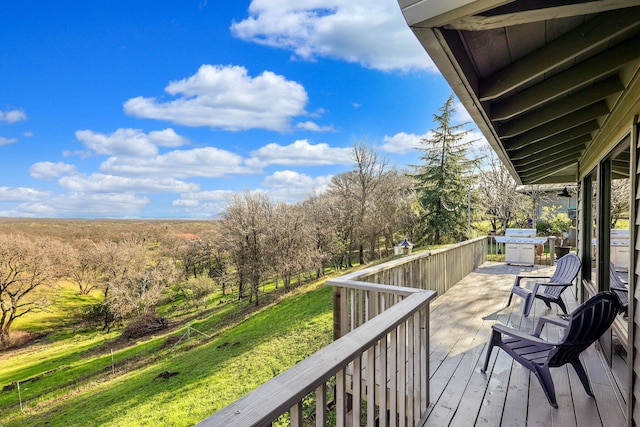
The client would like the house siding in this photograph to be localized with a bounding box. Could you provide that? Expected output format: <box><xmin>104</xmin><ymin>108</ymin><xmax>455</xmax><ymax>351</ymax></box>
<box><xmin>631</xmin><ymin>116</ymin><xmax>639</xmax><ymax>426</ymax></box>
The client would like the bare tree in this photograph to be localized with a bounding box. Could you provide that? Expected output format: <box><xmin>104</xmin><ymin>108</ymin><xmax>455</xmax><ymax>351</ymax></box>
<box><xmin>302</xmin><ymin>191</ymin><xmax>343</xmax><ymax>276</ymax></box>
<box><xmin>352</xmin><ymin>142</ymin><xmax>389</xmax><ymax>264</ymax></box>
<box><xmin>93</xmin><ymin>238</ymin><xmax>149</xmax><ymax>330</ymax></box>
<box><xmin>476</xmin><ymin>146</ymin><xmax>530</xmax><ymax>233</ymax></box>
<box><xmin>222</xmin><ymin>191</ymin><xmax>273</xmax><ymax>306</ymax></box>
<box><xmin>105</xmin><ymin>256</ymin><xmax>178</xmax><ymax>322</ymax></box>
<box><xmin>371</xmin><ymin>170</ymin><xmax>417</xmax><ymax>256</ymax></box>
<box><xmin>201</xmin><ymin>223</ymin><xmax>234</xmax><ymax>296</ymax></box>
<box><xmin>270</xmin><ymin>202</ymin><xmax>313</xmax><ymax>292</ymax></box>
<box><xmin>0</xmin><ymin>234</ymin><xmax>66</xmax><ymax>345</ymax></box>
<box><xmin>611</xmin><ymin>178</ymin><xmax>630</xmax><ymax>228</ymax></box>
<box><xmin>326</xmin><ymin>172</ymin><xmax>359</xmax><ymax>268</ymax></box>
<box><xmin>164</xmin><ymin>234</ymin><xmax>209</xmax><ymax>280</ymax></box>
<box><xmin>66</xmin><ymin>239</ymin><xmax>101</xmax><ymax>295</ymax></box>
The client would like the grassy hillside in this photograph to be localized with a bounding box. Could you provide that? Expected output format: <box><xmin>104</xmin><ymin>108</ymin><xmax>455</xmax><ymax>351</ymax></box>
<box><xmin>0</xmin><ymin>278</ymin><xmax>334</xmax><ymax>426</ymax></box>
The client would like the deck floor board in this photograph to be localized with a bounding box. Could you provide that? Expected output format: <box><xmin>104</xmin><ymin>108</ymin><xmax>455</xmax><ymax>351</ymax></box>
<box><xmin>422</xmin><ymin>261</ymin><xmax>627</xmax><ymax>426</ymax></box>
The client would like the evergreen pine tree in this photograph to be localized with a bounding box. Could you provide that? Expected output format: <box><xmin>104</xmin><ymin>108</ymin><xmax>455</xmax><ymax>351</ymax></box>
<box><xmin>410</xmin><ymin>94</ymin><xmax>478</xmax><ymax>244</ymax></box>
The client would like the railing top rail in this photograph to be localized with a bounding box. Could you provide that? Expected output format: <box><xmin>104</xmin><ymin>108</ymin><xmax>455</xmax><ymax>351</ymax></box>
<box><xmin>331</xmin><ymin>236</ymin><xmax>487</xmax><ymax>283</ymax></box>
<box><xmin>326</xmin><ymin>278</ymin><xmax>421</xmax><ymax>295</ymax></box>
<box><xmin>197</xmin><ymin>291</ymin><xmax>436</xmax><ymax>427</ymax></box>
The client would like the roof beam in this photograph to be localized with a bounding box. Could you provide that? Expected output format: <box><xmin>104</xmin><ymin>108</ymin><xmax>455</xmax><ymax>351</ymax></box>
<box><xmin>497</xmin><ymin>76</ymin><xmax>623</xmax><ymax>138</ymax></box>
<box><xmin>515</xmin><ymin>152</ymin><xmax>582</xmax><ymax>174</ymax></box>
<box><xmin>512</xmin><ymin>143</ymin><xmax>586</xmax><ymax>170</ymax></box>
<box><xmin>490</xmin><ymin>35</ymin><xmax>640</xmax><ymax>120</ymax></box>
<box><xmin>400</xmin><ymin>0</ymin><xmax>510</xmax><ymax>27</ymax></box>
<box><xmin>478</xmin><ymin>7</ymin><xmax>640</xmax><ymax>101</ymax></box>
<box><xmin>503</xmin><ymin>102</ymin><xmax>608</xmax><ymax>151</ymax></box>
<box><xmin>509</xmin><ymin>127</ymin><xmax>595</xmax><ymax>160</ymax></box>
<box><xmin>518</xmin><ymin>156</ymin><xmax>578</xmax><ymax>181</ymax></box>
<box><xmin>446</xmin><ymin>1</ymin><xmax>640</xmax><ymax>31</ymax></box>
<box><xmin>524</xmin><ymin>173</ymin><xmax>578</xmax><ymax>185</ymax></box>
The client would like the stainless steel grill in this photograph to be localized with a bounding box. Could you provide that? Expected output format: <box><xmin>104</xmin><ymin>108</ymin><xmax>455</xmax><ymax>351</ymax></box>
<box><xmin>495</xmin><ymin>229</ymin><xmax>547</xmax><ymax>266</ymax></box>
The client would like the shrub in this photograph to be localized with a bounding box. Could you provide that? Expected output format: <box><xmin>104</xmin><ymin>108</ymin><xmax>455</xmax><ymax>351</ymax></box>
<box><xmin>536</xmin><ymin>206</ymin><xmax>571</xmax><ymax>236</ymax></box>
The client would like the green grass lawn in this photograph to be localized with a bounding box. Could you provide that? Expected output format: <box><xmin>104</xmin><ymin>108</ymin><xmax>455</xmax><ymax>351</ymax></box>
<box><xmin>0</xmin><ymin>278</ymin><xmax>334</xmax><ymax>426</ymax></box>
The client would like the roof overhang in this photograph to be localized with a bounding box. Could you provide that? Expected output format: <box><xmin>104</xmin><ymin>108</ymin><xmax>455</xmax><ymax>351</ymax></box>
<box><xmin>398</xmin><ymin>0</ymin><xmax>640</xmax><ymax>185</ymax></box>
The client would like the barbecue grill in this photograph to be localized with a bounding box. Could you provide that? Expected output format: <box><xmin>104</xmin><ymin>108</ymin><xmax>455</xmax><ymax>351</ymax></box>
<box><xmin>494</xmin><ymin>228</ymin><xmax>547</xmax><ymax>266</ymax></box>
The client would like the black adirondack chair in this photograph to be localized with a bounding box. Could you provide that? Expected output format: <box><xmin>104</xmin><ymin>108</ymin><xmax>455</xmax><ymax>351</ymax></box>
<box><xmin>506</xmin><ymin>253</ymin><xmax>581</xmax><ymax>317</ymax></box>
<box><xmin>609</xmin><ymin>262</ymin><xmax>629</xmax><ymax>315</ymax></box>
<box><xmin>482</xmin><ymin>292</ymin><xmax>620</xmax><ymax>408</ymax></box>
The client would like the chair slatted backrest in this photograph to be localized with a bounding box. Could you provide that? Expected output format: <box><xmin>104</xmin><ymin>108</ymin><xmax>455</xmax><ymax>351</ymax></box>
<box><xmin>542</xmin><ymin>253</ymin><xmax>581</xmax><ymax>298</ymax></box>
<box><xmin>548</xmin><ymin>292</ymin><xmax>619</xmax><ymax>367</ymax></box>
<box><xmin>609</xmin><ymin>262</ymin><xmax>629</xmax><ymax>310</ymax></box>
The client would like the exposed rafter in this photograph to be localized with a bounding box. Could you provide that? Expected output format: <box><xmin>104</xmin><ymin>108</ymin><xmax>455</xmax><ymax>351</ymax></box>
<box><xmin>503</xmin><ymin>102</ymin><xmax>608</xmax><ymax>151</ymax></box>
<box><xmin>518</xmin><ymin>156</ymin><xmax>579</xmax><ymax>181</ymax></box>
<box><xmin>478</xmin><ymin>7</ymin><xmax>640</xmax><ymax>101</ymax></box>
<box><xmin>497</xmin><ymin>77</ymin><xmax>623</xmax><ymax>138</ymax></box>
<box><xmin>512</xmin><ymin>144</ymin><xmax>586</xmax><ymax>170</ymax></box>
<box><xmin>509</xmin><ymin>128</ymin><xmax>595</xmax><ymax>160</ymax></box>
<box><xmin>490</xmin><ymin>36</ymin><xmax>640</xmax><ymax>121</ymax></box>
<box><xmin>445</xmin><ymin>0</ymin><xmax>640</xmax><ymax>31</ymax></box>
<box><xmin>524</xmin><ymin>173</ymin><xmax>578</xmax><ymax>185</ymax></box>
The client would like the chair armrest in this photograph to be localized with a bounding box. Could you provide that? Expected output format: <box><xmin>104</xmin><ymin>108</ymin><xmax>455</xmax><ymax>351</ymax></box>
<box><xmin>513</xmin><ymin>274</ymin><xmax>551</xmax><ymax>287</ymax></box>
<box><xmin>533</xmin><ymin>315</ymin><xmax>569</xmax><ymax>337</ymax></box>
<box><xmin>610</xmin><ymin>283</ymin><xmax>628</xmax><ymax>291</ymax></box>
<box><xmin>539</xmin><ymin>281</ymin><xmax>572</xmax><ymax>287</ymax></box>
<box><xmin>492</xmin><ymin>323</ymin><xmax>556</xmax><ymax>345</ymax></box>
<box><xmin>515</xmin><ymin>275</ymin><xmax>551</xmax><ymax>280</ymax></box>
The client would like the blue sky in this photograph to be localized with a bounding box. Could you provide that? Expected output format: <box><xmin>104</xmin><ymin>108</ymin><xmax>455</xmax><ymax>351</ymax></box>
<box><xmin>0</xmin><ymin>0</ymin><xmax>484</xmax><ymax>219</ymax></box>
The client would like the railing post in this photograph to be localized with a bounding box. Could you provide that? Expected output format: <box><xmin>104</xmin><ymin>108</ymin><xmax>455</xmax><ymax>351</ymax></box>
<box><xmin>549</xmin><ymin>236</ymin><xmax>557</xmax><ymax>264</ymax></box>
<box><xmin>333</xmin><ymin>286</ymin><xmax>342</xmax><ymax>340</ymax></box>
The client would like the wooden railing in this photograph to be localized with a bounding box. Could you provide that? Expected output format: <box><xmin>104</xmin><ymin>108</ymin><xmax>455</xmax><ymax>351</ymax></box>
<box><xmin>198</xmin><ymin>237</ymin><xmax>487</xmax><ymax>427</ymax></box>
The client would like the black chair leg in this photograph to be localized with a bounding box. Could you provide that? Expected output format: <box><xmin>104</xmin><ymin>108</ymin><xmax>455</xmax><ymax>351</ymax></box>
<box><xmin>556</xmin><ymin>298</ymin><xmax>568</xmax><ymax>314</ymax></box>
<box><xmin>570</xmin><ymin>360</ymin><xmax>594</xmax><ymax>397</ymax></box>
<box><xmin>481</xmin><ymin>330</ymin><xmax>498</xmax><ymax>373</ymax></box>
<box><xmin>533</xmin><ymin>365</ymin><xmax>558</xmax><ymax>408</ymax></box>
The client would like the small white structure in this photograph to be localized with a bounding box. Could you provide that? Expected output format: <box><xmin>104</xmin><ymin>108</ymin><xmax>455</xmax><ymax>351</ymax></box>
<box><xmin>394</xmin><ymin>238</ymin><xmax>414</xmax><ymax>255</ymax></box>
<box><xmin>495</xmin><ymin>228</ymin><xmax>547</xmax><ymax>266</ymax></box>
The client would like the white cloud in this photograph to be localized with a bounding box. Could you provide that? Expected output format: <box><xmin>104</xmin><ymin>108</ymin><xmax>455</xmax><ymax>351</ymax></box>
<box><xmin>262</xmin><ymin>170</ymin><xmax>332</xmax><ymax>202</ymax></box>
<box><xmin>13</xmin><ymin>193</ymin><xmax>150</xmax><ymax>218</ymax></box>
<box><xmin>100</xmin><ymin>146</ymin><xmax>254</xmax><ymax>178</ymax></box>
<box><xmin>77</xmin><ymin>129</ymin><xmax>156</xmax><ymax>157</ymax></box>
<box><xmin>0</xmin><ymin>109</ymin><xmax>27</xmax><ymax>124</ymax></box>
<box><xmin>148</xmin><ymin>128</ymin><xmax>189</xmax><ymax>147</ymax></box>
<box><xmin>0</xmin><ymin>186</ymin><xmax>51</xmax><ymax>202</ymax></box>
<box><xmin>0</xmin><ymin>137</ymin><xmax>17</xmax><ymax>146</ymax></box>
<box><xmin>172</xmin><ymin>198</ymin><xmax>199</xmax><ymax>208</ymax></box>
<box><xmin>463</xmin><ymin>130</ymin><xmax>489</xmax><ymax>155</ymax></box>
<box><xmin>58</xmin><ymin>173</ymin><xmax>200</xmax><ymax>193</ymax></box>
<box><xmin>172</xmin><ymin>189</ymin><xmax>234</xmax><ymax>216</ymax></box>
<box><xmin>231</xmin><ymin>0</ymin><xmax>435</xmax><ymax>72</ymax></box>
<box><xmin>381</xmin><ymin>131</ymin><xmax>428</xmax><ymax>154</ymax></box>
<box><xmin>248</xmin><ymin>139</ymin><xmax>352</xmax><ymax>168</ymax></box>
<box><xmin>29</xmin><ymin>161</ymin><xmax>77</xmax><ymax>180</ymax></box>
<box><xmin>453</xmin><ymin>101</ymin><xmax>474</xmax><ymax>124</ymax></box>
<box><xmin>382</xmin><ymin>128</ymin><xmax>488</xmax><ymax>155</ymax></box>
<box><xmin>124</xmin><ymin>64</ymin><xmax>309</xmax><ymax>132</ymax></box>
<box><xmin>295</xmin><ymin>121</ymin><xmax>335</xmax><ymax>132</ymax></box>
<box><xmin>75</xmin><ymin>128</ymin><xmax>188</xmax><ymax>157</ymax></box>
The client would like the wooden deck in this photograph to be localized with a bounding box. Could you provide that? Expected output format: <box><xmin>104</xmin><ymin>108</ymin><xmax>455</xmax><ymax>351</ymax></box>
<box><xmin>423</xmin><ymin>261</ymin><xmax>627</xmax><ymax>427</ymax></box>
